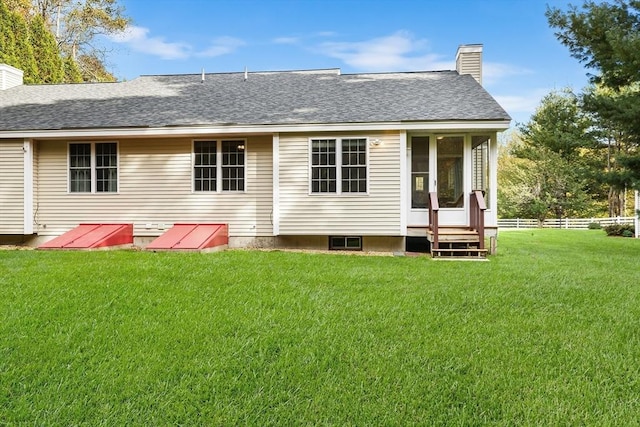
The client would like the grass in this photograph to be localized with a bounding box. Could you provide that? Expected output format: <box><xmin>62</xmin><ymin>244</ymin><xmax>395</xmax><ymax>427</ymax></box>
<box><xmin>1</xmin><ymin>229</ymin><xmax>639</xmax><ymax>425</ymax></box>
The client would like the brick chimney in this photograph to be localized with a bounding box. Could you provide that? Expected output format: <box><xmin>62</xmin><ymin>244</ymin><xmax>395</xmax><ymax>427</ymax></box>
<box><xmin>456</xmin><ymin>44</ymin><xmax>483</xmax><ymax>85</ymax></box>
<box><xmin>0</xmin><ymin>64</ymin><xmax>24</xmax><ymax>90</ymax></box>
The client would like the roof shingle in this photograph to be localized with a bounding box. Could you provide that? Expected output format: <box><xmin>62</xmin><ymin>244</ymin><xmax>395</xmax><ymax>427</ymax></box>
<box><xmin>0</xmin><ymin>69</ymin><xmax>510</xmax><ymax>131</ymax></box>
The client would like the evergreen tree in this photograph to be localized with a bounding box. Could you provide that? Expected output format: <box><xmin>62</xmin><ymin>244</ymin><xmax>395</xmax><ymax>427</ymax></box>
<box><xmin>63</xmin><ymin>55</ymin><xmax>83</xmax><ymax>83</ymax></box>
<box><xmin>8</xmin><ymin>7</ymin><xmax>39</xmax><ymax>83</ymax></box>
<box><xmin>29</xmin><ymin>14</ymin><xmax>64</xmax><ymax>83</ymax></box>
<box><xmin>547</xmin><ymin>1</ymin><xmax>640</xmax><ymax>193</ymax></box>
<box><xmin>0</xmin><ymin>0</ymin><xmax>18</xmax><ymax>65</ymax></box>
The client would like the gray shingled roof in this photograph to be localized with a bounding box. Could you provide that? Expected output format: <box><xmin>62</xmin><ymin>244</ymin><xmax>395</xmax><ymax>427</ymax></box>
<box><xmin>0</xmin><ymin>69</ymin><xmax>510</xmax><ymax>131</ymax></box>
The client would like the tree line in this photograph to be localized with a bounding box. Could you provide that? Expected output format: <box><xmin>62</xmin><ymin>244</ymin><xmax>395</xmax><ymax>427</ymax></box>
<box><xmin>0</xmin><ymin>0</ymin><xmax>128</xmax><ymax>83</ymax></box>
<box><xmin>499</xmin><ymin>0</ymin><xmax>640</xmax><ymax>222</ymax></box>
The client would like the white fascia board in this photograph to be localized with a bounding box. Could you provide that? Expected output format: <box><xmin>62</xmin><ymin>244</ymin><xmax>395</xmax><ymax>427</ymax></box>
<box><xmin>23</xmin><ymin>139</ymin><xmax>33</xmax><ymax>234</ymax></box>
<box><xmin>0</xmin><ymin>120</ymin><xmax>512</xmax><ymax>140</ymax></box>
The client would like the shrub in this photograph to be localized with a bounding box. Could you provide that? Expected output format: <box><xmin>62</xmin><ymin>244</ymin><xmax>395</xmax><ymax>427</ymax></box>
<box><xmin>604</xmin><ymin>223</ymin><xmax>635</xmax><ymax>237</ymax></box>
<box><xmin>587</xmin><ymin>222</ymin><xmax>602</xmax><ymax>229</ymax></box>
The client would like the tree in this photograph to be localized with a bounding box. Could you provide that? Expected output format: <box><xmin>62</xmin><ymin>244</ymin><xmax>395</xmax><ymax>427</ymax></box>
<box><xmin>29</xmin><ymin>14</ymin><xmax>64</xmax><ymax>83</ymax></box>
<box><xmin>518</xmin><ymin>88</ymin><xmax>596</xmax><ymax>162</ymax></box>
<box><xmin>498</xmin><ymin>131</ymin><xmax>593</xmax><ymax>222</ymax></box>
<box><xmin>547</xmin><ymin>1</ymin><xmax>640</xmax><ymax>195</ymax></box>
<box><xmin>8</xmin><ymin>7</ymin><xmax>39</xmax><ymax>83</ymax></box>
<box><xmin>2</xmin><ymin>0</ymin><xmax>129</xmax><ymax>83</ymax></box>
<box><xmin>63</xmin><ymin>54</ymin><xmax>83</xmax><ymax>83</ymax></box>
<box><xmin>76</xmin><ymin>53</ymin><xmax>116</xmax><ymax>82</ymax></box>
<box><xmin>0</xmin><ymin>0</ymin><xmax>18</xmax><ymax>65</ymax></box>
<box><xmin>33</xmin><ymin>0</ymin><xmax>129</xmax><ymax>82</ymax></box>
<box><xmin>498</xmin><ymin>89</ymin><xmax>603</xmax><ymax>221</ymax></box>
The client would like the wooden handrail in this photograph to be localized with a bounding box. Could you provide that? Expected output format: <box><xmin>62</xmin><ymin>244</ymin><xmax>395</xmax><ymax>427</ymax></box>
<box><xmin>470</xmin><ymin>190</ymin><xmax>486</xmax><ymax>250</ymax></box>
<box><xmin>428</xmin><ymin>192</ymin><xmax>439</xmax><ymax>250</ymax></box>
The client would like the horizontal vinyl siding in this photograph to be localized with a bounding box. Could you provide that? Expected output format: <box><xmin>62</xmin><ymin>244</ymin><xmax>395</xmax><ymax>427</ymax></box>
<box><xmin>457</xmin><ymin>52</ymin><xmax>482</xmax><ymax>83</ymax></box>
<box><xmin>279</xmin><ymin>131</ymin><xmax>401</xmax><ymax>235</ymax></box>
<box><xmin>35</xmin><ymin>136</ymin><xmax>273</xmax><ymax>237</ymax></box>
<box><xmin>0</xmin><ymin>140</ymin><xmax>25</xmax><ymax>234</ymax></box>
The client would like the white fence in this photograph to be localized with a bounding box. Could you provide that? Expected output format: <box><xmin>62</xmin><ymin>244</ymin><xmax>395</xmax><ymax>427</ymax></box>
<box><xmin>498</xmin><ymin>217</ymin><xmax>636</xmax><ymax>229</ymax></box>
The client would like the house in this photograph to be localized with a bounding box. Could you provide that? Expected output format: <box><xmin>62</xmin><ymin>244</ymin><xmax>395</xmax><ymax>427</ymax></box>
<box><xmin>0</xmin><ymin>45</ymin><xmax>511</xmax><ymax>255</ymax></box>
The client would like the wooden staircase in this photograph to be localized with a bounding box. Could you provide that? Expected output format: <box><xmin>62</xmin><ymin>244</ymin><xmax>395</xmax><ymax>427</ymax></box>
<box><xmin>424</xmin><ymin>190</ymin><xmax>488</xmax><ymax>260</ymax></box>
<box><xmin>426</xmin><ymin>227</ymin><xmax>487</xmax><ymax>259</ymax></box>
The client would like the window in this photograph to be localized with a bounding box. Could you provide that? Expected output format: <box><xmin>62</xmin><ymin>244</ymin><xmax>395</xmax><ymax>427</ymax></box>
<box><xmin>222</xmin><ymin>140</ymin><xmax>245</xmax><ymax>191</ymax></box>
<box><xmin>96</xmin><ymin>143</ymin><xmax>118</xmax><ymax>192</ymax></box>
<box><xmin>472</xmin><ymin>135</ymin><xmax>490</xmax><ymax>206</ymax></box>
<box><xmin>194</xmin><ymin>140</ymin><xmax>216</xmax><ymax>191</ymax></box>
<box><xmin>311</xmin><ymin>139</ymin><xmax>336</xmax><ymax>193</ymax></box>
<box><xmin>341</xmin><ymin>138</ymin><xmax>367</xmax><ymax>193</ymax></box>
<box><xmin>69</xmin><ymin>142</ymin><xmax>118</xmax><ymax>193</ymax></box>
<box><xmin>69</xmin><ymin>143</ymin><xmax>91</xmax><ymax>192</ymax></box>
<box><xmin>329</xmin><ymin>236</ymin><xmax>362</xmax><ymax>251</ymax></box>
<box><xmin>193</xmin><ymin>140</ymin><xmax>245</xmax><ymax>192</ymax></box>
<box><xmin>310</xmin><ymin>138</ymin><xmax>367</xmax><ymax>194</ymax></box>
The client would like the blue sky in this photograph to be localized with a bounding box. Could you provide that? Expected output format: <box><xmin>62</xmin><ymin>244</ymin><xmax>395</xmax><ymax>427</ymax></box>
<box><xmin>103</xmin><ymin>0</ymin><xmax>592</xmax><ymax>126</ymax></box>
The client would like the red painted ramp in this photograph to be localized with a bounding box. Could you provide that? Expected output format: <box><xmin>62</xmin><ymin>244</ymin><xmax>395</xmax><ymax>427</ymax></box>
<box><xmin>146</xmin><ymin>224</ymin><xmax>228</xmax><ymax>251</ymax></box>
<box><xmin>39</xmin><ymin>224</ymin><xmax>133</xmax><ymax>249</ymax></box>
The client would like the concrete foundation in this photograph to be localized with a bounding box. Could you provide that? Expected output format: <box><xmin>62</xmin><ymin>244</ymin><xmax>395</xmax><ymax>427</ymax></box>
<box><xmin>4</xmin><ymin>233</ymin><xmax>416</xmax><ymax>254</ymax></box>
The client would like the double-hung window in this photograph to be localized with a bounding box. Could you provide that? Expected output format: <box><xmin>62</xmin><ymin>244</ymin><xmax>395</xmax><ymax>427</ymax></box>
<box><xmin>310</xmin><ymin>138</ymin><xmax>367</xmax><ymax>194</ymax></box>
<box><xmin>194</xmin><ymin>140</ymin><xmax>245</xmax><ymax>192</ymax></box>
<box><xmin>69</xmin><ymin>142</ymin><xmax>118</xmax><ymax>193</ymax></box>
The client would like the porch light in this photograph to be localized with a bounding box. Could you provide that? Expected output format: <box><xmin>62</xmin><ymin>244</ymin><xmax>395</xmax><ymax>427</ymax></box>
<box><xmin>370</xmin><ymin>138</ymin><xmax>381</xmax><ymax>147</ymax></box>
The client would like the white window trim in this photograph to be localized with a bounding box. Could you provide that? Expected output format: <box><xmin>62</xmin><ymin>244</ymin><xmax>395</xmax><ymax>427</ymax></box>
<box><xmin>308</xmin><ymin>136</ymin><xmax>369</xmax><ymax>196</ymax></box>
<box><xmin>192</xmin><ymin>138</ymin><xmax>247</xmax><ymax>193</ymax></box>
<box><xmin>67</xmin><ymin>141</ymin><xmax>119</xmax><ymax>194</ymax></box>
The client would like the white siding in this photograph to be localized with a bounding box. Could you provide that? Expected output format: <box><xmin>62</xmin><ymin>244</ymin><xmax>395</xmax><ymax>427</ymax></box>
<box><xmin>35</xmin><ymin>136</ymin><xmax>273</xmax><ymax>237</ymax></box>
<box><xmin>0</xmin><ymin>64</ymin><xmax>24</xmax><ymax>90</ymax></box>
<box><xmin>278</xmin><ymin>131</ymin><xmax>401</xmax><ymax>235</ymax></box>
<box><xmin>456</xmin><ymin>45</ymin><xmax>482</xmax><ymax>85</ymax></box>
<box><xmin>0</xmin><ymin>140</ymin><xmax>25</xmax><ymax>233</ymax></box>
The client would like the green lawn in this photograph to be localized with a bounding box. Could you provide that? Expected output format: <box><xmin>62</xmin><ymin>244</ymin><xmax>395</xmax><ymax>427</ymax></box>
<box><xmin>1</xmin><ymin>230</ymin><xmax>639</xmax><ymax>425</ymax></box>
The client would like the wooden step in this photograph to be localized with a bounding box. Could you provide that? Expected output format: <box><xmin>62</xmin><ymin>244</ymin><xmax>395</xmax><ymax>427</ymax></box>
<box><xmin>432</xmin><ymin>247</ymin><xmax>488</xmax><ymax>259</ymax></box>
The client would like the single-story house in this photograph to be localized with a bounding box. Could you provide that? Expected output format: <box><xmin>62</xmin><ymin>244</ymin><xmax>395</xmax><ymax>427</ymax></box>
<box><xmin>0</xmin><ymin>44</ymin><xmax>511</xmax><ymax>254</ymax></box>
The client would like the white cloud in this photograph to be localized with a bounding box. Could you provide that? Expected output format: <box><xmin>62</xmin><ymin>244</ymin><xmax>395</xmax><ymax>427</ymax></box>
<box><xmin>196</xmin><ymin>37</ymin><xmax>245</xmax><ymax>57</ymax></box>
<box><xmin>317</xmin><ymin>31</ymin><xmax>452</xmax><ymax>72</ymax></box>
<box><xmin>494</xmin><ymin>88</ymin><xmax>552</xmax><ymax>124</ymax></box>
<box><xmin>109</xmin><ymin>26</ymin><xmax>191</xmax><ymax>60</ymax></box>
<box><xmin>483</xmin><ymin>62</ymin><xmax>532</xmax><ymax>86</ymax></box>
<box><xmin>109</xmin><ymin>26</ymin><xmax>244</xmax><ymax>60</ymax></box>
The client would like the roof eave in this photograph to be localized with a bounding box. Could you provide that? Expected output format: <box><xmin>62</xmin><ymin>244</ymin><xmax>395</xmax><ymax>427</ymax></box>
<box><xmin>0</xmin><ymin>120</ymin><xmax>512</xmax><ymax>139</ymax></box>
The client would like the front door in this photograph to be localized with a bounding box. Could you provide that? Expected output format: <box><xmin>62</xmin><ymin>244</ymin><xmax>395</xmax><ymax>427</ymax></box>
<box><xmin>408</xmin><ymin>135</ymin><xmax>468</xmax><ymax>226</ymax></box>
